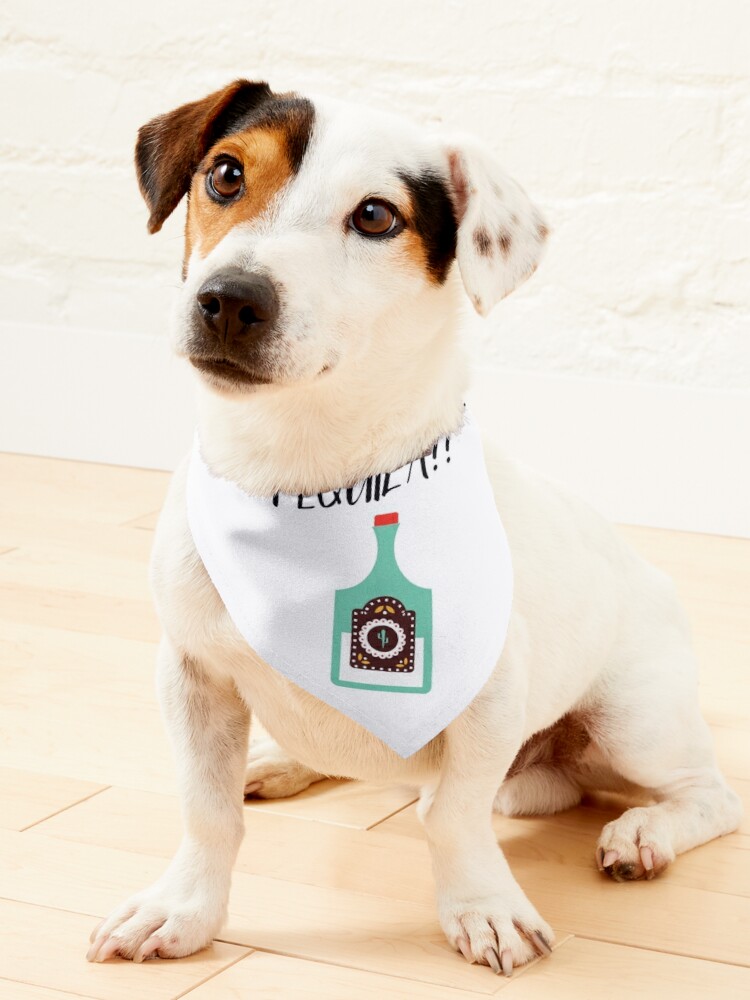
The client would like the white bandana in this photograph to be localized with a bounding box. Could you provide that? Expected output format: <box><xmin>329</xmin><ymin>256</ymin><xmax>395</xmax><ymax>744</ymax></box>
<box><xmin>186</xmin><ymin>412</ymin><xmax>513</xmax><ymax>758</ymax></box>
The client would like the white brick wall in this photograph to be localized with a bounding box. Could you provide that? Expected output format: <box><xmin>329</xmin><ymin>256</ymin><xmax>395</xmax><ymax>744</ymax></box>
<box><xmin>2</xmin><ymin>0</ymin><xmax>748</xmax><ymax>388</ymax></box>
<box><xmin>1</xmin><ymin>0</ymin><xmax>749</xmax><ymax>532</ymax></box>
<box><xmin>2</xmin><ymin>0</ymin><xmax>749</xmax><ymax>385</ymax></box>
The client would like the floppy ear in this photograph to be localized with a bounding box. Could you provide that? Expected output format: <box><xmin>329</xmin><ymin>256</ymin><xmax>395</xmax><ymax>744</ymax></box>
<box><xmin>135</xmin><ymin>79</ymin><xmax>272</xmax><ymax>234</ymax></box>
<box><xmin>445</xmin><ymin>135</ymin><xmax>549</xmax><ymax>316</ymax></box>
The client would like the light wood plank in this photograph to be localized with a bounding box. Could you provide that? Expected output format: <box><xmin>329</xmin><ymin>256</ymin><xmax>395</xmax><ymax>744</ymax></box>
<box><xmin>36</xmin><ymin>787</ymin><xmax>434</xmax><ymax>903</ymax></box>
<box><xmin>0</xmin><ymin>620</ymin><xmax>411</xmax><ymax>824</ymax></box>
<box><xmin>0</xmin><ymin>622</ymin><xmax>173</xmax><ymax>793</ymax></box>
<box><xmin>0</xmin><ymin>766</ymin><xmax>105</xmax><ymax>831</ymax></box>
<box><xmin>3</xmin><ymin>454</ymin><xmax>749</xmax><ymax>997</ymax></box>
<box><xmin>6</xmin><ymin>813</ymin><xmax>749</xmax><ymax>974</ymax></box>
<box><xmin>35</xmin><ymin>782</ymin><xmax>750</xmax><ymax>906</ymax></box>
<box><xmin>0</xmin><ymin>982</ymin><xmax>99</xmax><ymax>1000</ymax></box>
<box><xmin>617</xmin><ymin>525</ymin><xmax>750</xmax><ymax>603</ymax></box>
<box><xmin>185</xmin><ymin>951</ymin><xmax>509</xmax><ymax>999</ymax></box>
<box><xmin>381</xmin><ymin>795</ymin><xmax>750</xmax><ymax>898</ymax></box>
<box><xmin>0</xmin><ymin>581</ymin><xmax>158</xmax><ymax>643</ymax></box>
<box><xmin>243</xmin><ymin>776</ymin><xmax>417</xmax><ymax>829</ymax></box>
<box><xmin>712</xmin><ymin>725</ymin><xmax>750</xmax><ymax>782</ymax></box>
<box><xmin>0</xmin><ymin>899</ymin><xmax>249</xmax><ymax>1000</ymax></box>
<box><xmin>0</xmin><ymin>540</ymin><xmax>155</xmax><ymax>602</ymax></box>
<box><xmin>375</xmin><ymin>808</ymin><xmax>750</xmax><ymax>966</ymax></box>
<box><xmin>618</xmin><ymin>525</ymin><xmax>750</xmax><ymax>730</ymax></box>
<box><xmin>38</xmin><ymin>775</ymin><xmax>416</xmax><ymax>852</ymax></box>
<box><xmin>0</xmin><ymin>452</ymin><xmax>168</xmax><ymax>526</ymax></box>
<box><xmin>0</xmin><ymin>829</ymin><xmax>570</xmax><ymax>994</ymax></box>
<box><xmin>501</xmin><ymin>936</ymin><xmax>750</xmax><ymax>999</ymax></box>
<box><xmin>0</xmin><ymin>511</ymin><xmax>154</xmax><ymax>560</ymax></box>
<box><xmin>124</xmin><ymin>510</ymin><xmax>160</xmax><ymax>531</ymax></box>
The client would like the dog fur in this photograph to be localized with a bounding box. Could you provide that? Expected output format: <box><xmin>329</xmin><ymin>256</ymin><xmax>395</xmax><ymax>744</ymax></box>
<box><xmin>87</xmin><ymin>81</ymin><xmax>742</xmax><ymax>974</ymax></box>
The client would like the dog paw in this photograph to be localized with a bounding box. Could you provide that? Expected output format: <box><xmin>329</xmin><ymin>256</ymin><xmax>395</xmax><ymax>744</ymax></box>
<box><xmin>596</xmin><ymin>806</ymin><xmax>676</xmax><ymax>881</ymax></box>
<box><xmin>440</xmin><ymin>893</ymin><xmax>555</xmax><ymax>975</ymax></box>
<box><xmin>86</xmin><ymin>885</ymin><xmax>224</xmax><ymax>962</ymax></box>
<box><xmin>245</xmin><ymin>737</ymin><xmax>324</xmax><ymax>799</ymax></box>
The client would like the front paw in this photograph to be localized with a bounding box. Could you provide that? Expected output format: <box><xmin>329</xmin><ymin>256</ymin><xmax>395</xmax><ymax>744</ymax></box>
<box><xmin>440</xmin><ymin>892</ymin><xmax>555</xmax><ymax>975</ymax></box>
<box><xmin>86</xmin><ymin>883</ymin><xmax>225</xmax><ymax>963</ymax></box>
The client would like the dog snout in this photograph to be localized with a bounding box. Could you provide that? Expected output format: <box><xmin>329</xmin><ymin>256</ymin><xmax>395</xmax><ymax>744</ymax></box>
<box><xmin>195</xmin><ymin>269</ymin><xmax>279</xmax><ymax>349</ymax></box>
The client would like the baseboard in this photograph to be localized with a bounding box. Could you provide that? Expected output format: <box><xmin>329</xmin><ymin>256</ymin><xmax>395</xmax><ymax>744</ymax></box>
<box><xmin>2</xmin><ymin>322</ymin><xmax>748</xmax><ymax>537</ymax></box>
<box><xmin>470</xmin><ymin>367</ymin><xmax>750</xmax><ymax>538</ymax></box>
<box><xmin>1</xmin><ymin>323</ymin><xmax>196</xmax><ymax>473</ymax></box>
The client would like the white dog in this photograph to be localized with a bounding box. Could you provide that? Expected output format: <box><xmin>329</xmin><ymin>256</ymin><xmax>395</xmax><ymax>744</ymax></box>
<box><xmin>87</xmin><ymin>80</ymin><xmax>742</xmax><ymax>975</ymax></box>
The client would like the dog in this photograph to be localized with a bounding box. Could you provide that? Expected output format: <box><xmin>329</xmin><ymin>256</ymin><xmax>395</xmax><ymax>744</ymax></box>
<box><xmin>86</xmin><ymin>80</ymin><xmax>742</xmax><ymax>974</ymax></box>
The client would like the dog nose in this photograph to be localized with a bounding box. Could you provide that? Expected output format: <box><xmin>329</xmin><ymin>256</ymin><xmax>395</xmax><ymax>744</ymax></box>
<box><xmin>195</xmin><ymin>269</ymin><xmax>279</xmax><ymax>347</ymax></box>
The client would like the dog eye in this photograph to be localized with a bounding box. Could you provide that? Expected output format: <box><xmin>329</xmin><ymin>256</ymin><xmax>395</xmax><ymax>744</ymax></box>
<box><xmin>350</xmin><ymin>199</ymin><xmax>401</xmax><ymax>237</ymax></box>
<box><xmin>207</xmin><ymin>158</ymin><xmax>244</xmax><ymax>201</ymax></box>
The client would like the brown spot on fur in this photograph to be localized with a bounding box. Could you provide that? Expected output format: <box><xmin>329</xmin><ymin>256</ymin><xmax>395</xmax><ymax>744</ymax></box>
<box><xmin>473</xmin><ymin>227</ymin><xmax>493</xmax><ymax>256</ymax></box>
<box><xmin>498</xmin><ymin>230</ymin><xmax>513</xmax><ymax>257</ymax></box>
<box><xmin>397</xmin><ymin>228</ymin><xmax>431</xmax><ymax>274</ymax></box>
<box><xmin>507</xmin><ymin>712</ymin><xmax>591</xmax><ymax>780</ymax></box>
<box><xmin>537</xmin><ymin>221</ymin><xmax>549</xmax><ymax>241</ymax></box>
<box><xmin>187</xmin><ymin>127</ymin><xmax>294</xmax><ymax>259</ymax></box>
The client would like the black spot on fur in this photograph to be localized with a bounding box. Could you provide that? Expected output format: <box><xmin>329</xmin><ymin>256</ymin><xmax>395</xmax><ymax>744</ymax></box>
<box><xmin>473</xmin><ymin>228</ymin><xmax>493</xmax><ymax>256</ymax></box>
<box><xmin>224</xmin><ymin>92</ymin><xmax>315</xmax><ymax>172</ymax></box>
<box><xmin>399</xmin><ymin>169</ymin><xmax>458</xmax><ymax>282</ymax></box>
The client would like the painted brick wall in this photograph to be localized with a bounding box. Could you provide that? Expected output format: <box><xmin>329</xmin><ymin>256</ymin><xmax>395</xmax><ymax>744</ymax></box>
<box><xmin>2</xmin><ymin>0</ymin><xmax>748</xmax><ymax>388</ymax></box>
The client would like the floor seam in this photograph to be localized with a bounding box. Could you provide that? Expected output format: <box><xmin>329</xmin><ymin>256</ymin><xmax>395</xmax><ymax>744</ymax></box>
<box><xmin>0</xmin><ymin>974</ymin><xmax>99</xmax><ymax>1000</ymax></box>
<box><xmin>209</xmin><ymin>943</ymin><xmax>504</xmax><ymax>995</ymax></box>
<box><xmin>19</xmin><ymin>785</ymin><xmax>113</xmax><ymax>833</ymax></box>
<box><xmin>364</xmin><ymin>796</ymin><xmax>420</xmax><ymax>831</ymax></box>
<box><xmin>171</xmin><ymin>945</ymin><xmax>255</xmax><ymax>999</ymax></box>
<box><xmin>572</xmin><ymin>932</ymin><xmax>750</xmax><ymax>969</ymax></box>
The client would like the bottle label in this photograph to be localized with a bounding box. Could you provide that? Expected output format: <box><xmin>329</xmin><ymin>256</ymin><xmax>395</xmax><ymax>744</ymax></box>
<box><xmin>350</xmin><ymin>596</ymin><xmax>416</xmax><ymax>673</ymax></box>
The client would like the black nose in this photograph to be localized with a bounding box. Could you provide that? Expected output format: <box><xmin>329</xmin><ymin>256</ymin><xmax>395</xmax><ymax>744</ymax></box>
<box><xmin>195</xmin><ymin>269</ymin><xmax>279</xmax><ymax>348</ymax></box>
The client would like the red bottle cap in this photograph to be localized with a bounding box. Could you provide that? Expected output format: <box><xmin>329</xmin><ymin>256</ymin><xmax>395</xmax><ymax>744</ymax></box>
<box><xmin>374</xmin><ymin>512</ymin><xmax>399</xmax><ymax>527</ymax></box>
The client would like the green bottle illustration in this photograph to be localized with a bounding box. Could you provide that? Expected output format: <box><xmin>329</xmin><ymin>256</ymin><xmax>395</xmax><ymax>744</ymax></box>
<box><xmin>331</xmin><ymin>512</ymin><xmax>432</xmax><ymax>693</ymax></box>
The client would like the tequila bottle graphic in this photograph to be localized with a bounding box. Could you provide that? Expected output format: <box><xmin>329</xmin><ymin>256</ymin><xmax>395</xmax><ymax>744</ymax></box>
<box><xmin>331</xmin><ymin>512</ymin><xmax>432</xmax><ymax>693</ymax></box>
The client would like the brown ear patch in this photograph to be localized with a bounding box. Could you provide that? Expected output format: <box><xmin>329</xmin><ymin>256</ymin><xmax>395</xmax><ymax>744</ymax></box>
<box><xmin>136</xmin><ymin>80</ymin><xmax>273</xmax><ymax>234</ymax></box>
<box><xmin>135</xmin><ymin>81</ymin><xmax>314</xmax><ymax>236</ymax></box>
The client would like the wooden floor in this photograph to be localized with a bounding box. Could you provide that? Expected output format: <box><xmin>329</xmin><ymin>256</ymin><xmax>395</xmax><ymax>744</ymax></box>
<box><xmin>0</xmin><ymin>451</ymin><xmax>748</xmax><ymax>1000</ymax></box>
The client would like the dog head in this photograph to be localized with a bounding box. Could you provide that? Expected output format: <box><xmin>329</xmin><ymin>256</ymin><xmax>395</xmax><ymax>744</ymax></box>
<box><xmin>136</xmin><ymin>80</ymin><xmax>548</xmax><ymax>394</ymax></box>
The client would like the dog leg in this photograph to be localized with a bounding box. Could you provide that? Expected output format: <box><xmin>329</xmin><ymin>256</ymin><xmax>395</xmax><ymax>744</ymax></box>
<box><xmin>593</xmin><ymin>650</ymin><xmax>742</xmax><ymax>881</ymax></box>
<box><xmin>245</xmin><ymin>735</ymin><xmax>326</xmax><ymax>798</ymax></box>
<box><xmin>495</xmin><ymin>765</ymin><xmax>582</xmax><ymax>816</ymax></box>
<box><xmin>87</xmin><ymin>638</ymin><xmax>249</xmax><ymax>961</ymax></box>
<box><xmin>421</xmin><ymin>698</ymin><xmax>555</xmax><ymax>974</ymax></box>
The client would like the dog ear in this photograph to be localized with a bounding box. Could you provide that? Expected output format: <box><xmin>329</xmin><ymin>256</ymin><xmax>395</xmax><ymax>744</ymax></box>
<box><xmin>444</xmin><ymin>135</ymin><xmax>549</xmax><ymax>316</ymax></box>
<box><xmin>135</xmin><ymin>79</ymin><xmax>272</xmax><ymax>234</ymax></box>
